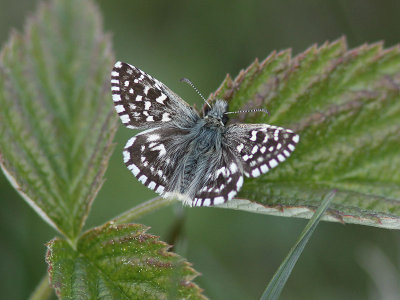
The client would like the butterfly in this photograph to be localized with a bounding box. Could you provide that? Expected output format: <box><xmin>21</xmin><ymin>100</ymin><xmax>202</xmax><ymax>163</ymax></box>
<box><xmin>111</xmin><ymin>61</ymin><xmax>299</xmax><ymax>206</ymax></box>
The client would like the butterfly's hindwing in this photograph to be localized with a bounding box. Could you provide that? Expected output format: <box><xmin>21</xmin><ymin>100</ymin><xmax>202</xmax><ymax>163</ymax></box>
<box><xmin>192</xmin><ymin>148</ymin><xmax>244</xmax><ymax>207</ymax></box>
<box><xmin>226</xmin><ymin>124</ymin><xmax>299</xmax><ymax>178</ymax></box>
<box><xmin>123</xmin><ymin>127</ymin><xmax>192</xmax><ymax>195</ymax></box>
<box><xmin>111</xmin><ymin>61</ymin><xmax>198</xmax><ymax>129</ymax></box>
<box><xmin>123</xmin><ymin>126</ymin><xmax>245</xmax><ymax>207</ymax></box>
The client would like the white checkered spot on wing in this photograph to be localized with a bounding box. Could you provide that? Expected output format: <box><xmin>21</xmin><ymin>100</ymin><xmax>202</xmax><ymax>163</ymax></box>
<box><xmin>111</xmin><ymin>61</ymin><xmax>199</xmax><ymax>130</ymax></box>
<box><xmin>226</xmin><ymin>123</ymin><xmax>299</xmax><ymax>178</ymax></box>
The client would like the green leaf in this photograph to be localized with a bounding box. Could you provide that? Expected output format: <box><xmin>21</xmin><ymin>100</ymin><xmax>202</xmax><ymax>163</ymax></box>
<box><xmin>213</xmin><ymin>38</ymin><xmax>400</xmax><ymax>229</ymax></box>
<box><xmin>0</xmin><ymin>0</ymin><xmax>117</xmax><ymax>240</ymax></box>
<box><xmin>46</xmin><ymin>222</ymin><xmax>206</xmax><ymax>299</ymax></box>
<box><xmin>260</xmin><ymin>190</ymin><xmax>335</xmax><ymax>300</ymax></box>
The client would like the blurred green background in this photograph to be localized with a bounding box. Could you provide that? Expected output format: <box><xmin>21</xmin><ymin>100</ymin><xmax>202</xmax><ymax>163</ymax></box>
<box><xmin>1</xmin><ymin>1</ymin><xmax>400</xmax><ymax>299</ymax></box>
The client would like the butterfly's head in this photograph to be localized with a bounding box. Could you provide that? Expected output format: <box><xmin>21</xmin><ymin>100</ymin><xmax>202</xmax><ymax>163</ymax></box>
<box><xmin>204</xmin><ymin>99</ymin><xmax>228</xmax><ymax>126</ymax></box>
<box><xmin>180</xmin><ymin>78</ymin><xmax>228</xmax><ymax>126</ymax></box>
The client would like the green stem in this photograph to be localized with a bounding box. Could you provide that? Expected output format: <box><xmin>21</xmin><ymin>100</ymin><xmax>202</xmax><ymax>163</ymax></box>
<box><xmin>28</xmin><ymin>273</ymin><xmax>52</xmax><ymax>300</ymax></box>
<box><xmin>113</xmin><ymin>196</ymin><xmax>178</xmax><ymax>224</ymax></box>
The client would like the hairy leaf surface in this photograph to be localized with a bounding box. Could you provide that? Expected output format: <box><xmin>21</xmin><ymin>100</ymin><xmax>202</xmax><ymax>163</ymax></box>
<box><xmin>213</xmin><ymin>39</ymin><xmax>400</xmax><ymax>229</ymax></box>
<box><xmin>0</xmin><ymin>0</ymin><xmax>117</xmax><ymax>239</ymax></box>
<box><xmin>46</xmin><ymin>222</ymin><xmax>205</xmax><ymax>299</ymax></box>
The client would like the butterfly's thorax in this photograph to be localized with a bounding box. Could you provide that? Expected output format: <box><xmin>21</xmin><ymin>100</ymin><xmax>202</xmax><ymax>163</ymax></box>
<box><xmin>177</xmin><ymin>100</ymin><xmax>228</xmax><ymax>195</ymax></box>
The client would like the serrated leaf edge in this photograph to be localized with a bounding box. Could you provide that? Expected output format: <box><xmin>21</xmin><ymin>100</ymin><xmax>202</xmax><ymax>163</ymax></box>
<box><xmin>0</xmin><ymin>154</ymin><xmax>60</xmax><ymax>232</ymax></box>
<box><xmin>0</xmin><ymin>0</ymin><xmax>117</xmax><ymax>239</ymax></box>
<box><xmin>45</xmin><ymin>222</ymin><xmax>206</xmax><ymax>299</ymax></box>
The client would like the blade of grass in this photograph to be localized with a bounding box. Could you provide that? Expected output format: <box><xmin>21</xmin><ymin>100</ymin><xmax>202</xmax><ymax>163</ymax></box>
<box><xmin>260</xmin><ymin>190</ymin><xmax>336</xmax><ymax>300</ymax></box>
<box><xmin>28</xmin><ymin>273</ymin><xmax>52</xmax><ymax>300</ymax></box>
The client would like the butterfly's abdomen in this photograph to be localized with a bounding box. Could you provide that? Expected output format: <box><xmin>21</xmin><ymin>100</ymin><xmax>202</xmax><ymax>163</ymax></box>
<box><xmin>179</xmin><ymin>125</ymin><xmax>223</xmax><ymax>195</ymax></box>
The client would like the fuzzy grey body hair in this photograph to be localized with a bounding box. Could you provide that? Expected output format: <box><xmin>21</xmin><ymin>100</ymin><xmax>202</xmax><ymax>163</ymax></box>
<box><xmin>164</xmin><ymin>100</ymin><xmax>233</xmax><ymax>198</ymax></box>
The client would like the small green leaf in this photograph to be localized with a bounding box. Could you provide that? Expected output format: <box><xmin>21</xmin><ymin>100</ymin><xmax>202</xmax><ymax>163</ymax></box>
<box><xmin>46</xmin><ymin>222</ymin><xmax>205</xmax><ymax>299</ymax></box>
<box><xmin>260</xmin><ymin>190</ymin><xmax>335</xmax><ymax>300</ymax></box>
<box><xmin>213</xmin><ymin>38</ymin><xmax>400</xmax><ymax>229</ymax></box>
<box><xmin>0</xmin><ymin>0</ymin><xmax>117</xmax><ymax>239</ymax></box>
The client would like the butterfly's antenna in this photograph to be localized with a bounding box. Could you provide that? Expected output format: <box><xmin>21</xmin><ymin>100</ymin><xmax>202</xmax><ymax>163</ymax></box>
<box><xmin>225</xmin><ymin>108</ymin><xmax>270</xmax><ymax>116</ymax></box>
<box><xmin>180</xmin><ymin>77</ymin><xmax>211</xmax><ymax>108</ymax></box>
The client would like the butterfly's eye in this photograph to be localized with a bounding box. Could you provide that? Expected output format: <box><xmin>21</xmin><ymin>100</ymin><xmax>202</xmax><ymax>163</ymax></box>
<box><xmin>203</xmin><ymin>104</ymin><xmax>211</xmax><ymax>116</ymax></box>
<box><xmin>221</xmin><ymin>111</ymin><xmax>229</xmax><ymax>125</ymax></box>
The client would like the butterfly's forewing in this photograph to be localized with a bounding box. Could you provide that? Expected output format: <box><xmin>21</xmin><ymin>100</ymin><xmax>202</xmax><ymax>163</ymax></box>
<box><xmin>111</xmin><ymin>61</ymin><xmax>198</xmax><ymax>129</ymax></box>
<box><xmin>226</xmin><ymin>124</ymin><xmax>299</xmax><ymax>178</ymax></box>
